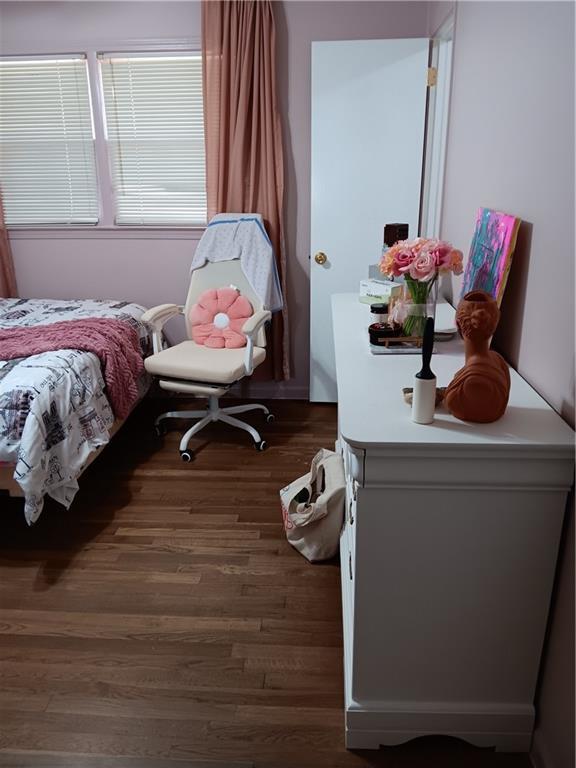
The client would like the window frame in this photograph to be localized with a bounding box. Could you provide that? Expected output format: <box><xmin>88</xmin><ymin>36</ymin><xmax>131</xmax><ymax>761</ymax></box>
<box><xmin>3</xmin><ymin>37</ymin><xmax>206</xmax><ymax>235</ymax></box>
<box><xmin>0</xmin><ymin>51</ymin><xmax>100</xmax><ymax>229</ymax></box>
<box><xmin>98</xmin><ymin>49</ymin><xmax>207</xmax><ymax>228</ymax></box>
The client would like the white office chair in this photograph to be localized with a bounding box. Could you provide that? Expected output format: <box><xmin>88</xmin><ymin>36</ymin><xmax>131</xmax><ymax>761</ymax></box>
<box><xmin>142</xmin><ymin>258</ymin><xmax>274</xmax><ymax>461</ymax></box>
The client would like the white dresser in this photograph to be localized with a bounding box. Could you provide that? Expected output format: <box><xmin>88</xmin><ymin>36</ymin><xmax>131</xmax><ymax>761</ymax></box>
<box><xmin>332</xmin><ymin>293</ymin><xmax>574</xmax><ymax>752</ymax></box>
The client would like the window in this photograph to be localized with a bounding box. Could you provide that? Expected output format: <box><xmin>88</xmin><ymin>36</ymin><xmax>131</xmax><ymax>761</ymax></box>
<box><xmin>100</xmin><ymin>53</ymin><xmax>206</xmax><ymax>226</ymax></box>
<box><xmin>0</xmin><ymin>49</ymin><xmax>206</xmax><ymax>229</ymax></box>
<box><xmin>0</xmin><ymin>56</ymin><xmax>99</xmax><ymax>225</ymax></box>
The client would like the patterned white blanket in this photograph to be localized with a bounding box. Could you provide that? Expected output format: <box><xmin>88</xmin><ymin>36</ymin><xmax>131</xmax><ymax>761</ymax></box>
<box><xmin>0</xmin><ymin>298</ymin><xmax>150</xmax><ymax>524</ymax></box>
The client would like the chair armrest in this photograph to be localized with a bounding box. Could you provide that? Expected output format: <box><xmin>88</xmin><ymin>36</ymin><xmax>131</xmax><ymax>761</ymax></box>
<box><xmin>242</xmin><ymin>310</ymin><xmax>271</xmax><ymax>336</ymax></box>
<box><xmin>141</xmin><ymin>304</ymin><xmax>183</xmax><ymax>355</ymax></box>
<box><xmin>141</xmin><ymin>303</ymin><xmax>183</xmax><ymax>328</ymax></box>
<box><xmin>242</xmin><ymin>310</ymin><xmax>271</xmax><ymax>376</ymax></box>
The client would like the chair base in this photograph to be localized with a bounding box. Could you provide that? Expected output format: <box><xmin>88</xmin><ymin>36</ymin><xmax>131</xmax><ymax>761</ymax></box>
<box><xmin>155</xmin><ymin>395</ymin><xmax>271</xmax><ymax>455</ymax></box>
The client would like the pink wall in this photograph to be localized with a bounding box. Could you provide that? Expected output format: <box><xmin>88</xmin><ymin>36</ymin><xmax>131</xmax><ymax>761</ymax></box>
<box><xmin>1</xmin><ymin>0</ymin><xmax>429</xmax><ymax>398</ymax></box>
<box><xmin>8</xmin><ymin>230</ymin><xmax>201</xmax><ymax>344</ymax></box>
<box><xmin>0</xmin><ymin>1</ymin><xmax>203</xmax><ymax>351</ymax></box>
<box><xmin>441</xmin><ymin>1</ymin><xmax>574</xmax><ymax>426</ymax></box>
<box><xmin>439</xmin><ymin>4</ymin><xmax>575</xmax><ymax>768</ymax></box>
<box><xmin>277</xmin><ymin>0</ymin><xmax>429</xmax><ymax>396</ymax></box>
<box><xmin>426</xmin><ymin>0</ymin><xmax>455</xmax><ymax>35</ymax></box>
<box><xmin>0</xmin><ymin>1</ymin><xmax>201</xmax><ymax>51</ymax></box>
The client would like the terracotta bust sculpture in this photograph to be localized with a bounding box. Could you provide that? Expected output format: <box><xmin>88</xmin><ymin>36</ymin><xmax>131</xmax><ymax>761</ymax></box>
<box><xmin>445</xmin><ymin>290</ymin><xmax>510</xmax><ymax>423</ymax></box>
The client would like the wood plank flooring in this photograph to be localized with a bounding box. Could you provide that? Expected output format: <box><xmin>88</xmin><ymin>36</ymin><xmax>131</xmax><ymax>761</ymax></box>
<box><xmin>0</xmin><ymin>399</ymin><xmax>532</xmax><ymax>768</ymax></box>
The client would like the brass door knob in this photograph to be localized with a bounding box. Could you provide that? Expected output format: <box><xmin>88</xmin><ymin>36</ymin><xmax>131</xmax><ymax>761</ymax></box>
<box><xmin>314</xmin><ymin>251</ymin><xmax>328</xmax><ymax>265</ymax></box>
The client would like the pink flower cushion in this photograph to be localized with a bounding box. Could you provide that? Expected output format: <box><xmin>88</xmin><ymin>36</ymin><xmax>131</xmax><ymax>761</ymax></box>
<box><xmin>189</xmin><ymin>287</ymin><xmax>254</xmax><ymax>349</ymax></box>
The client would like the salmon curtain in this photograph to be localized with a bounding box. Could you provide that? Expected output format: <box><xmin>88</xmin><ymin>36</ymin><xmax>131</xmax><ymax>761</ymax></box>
<box><xmin>202</xmin><ymin>0</ymin><xmax>289</xmax><ymax>380</ymax></box>
<box><xmin>0</xmin><ymin>195</ymin><xmax>17</xmax><ymax>299</ymax></box>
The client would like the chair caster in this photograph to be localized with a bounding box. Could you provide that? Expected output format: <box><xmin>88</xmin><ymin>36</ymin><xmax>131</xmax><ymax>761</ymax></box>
<box><xmin>180</xmin><ymin>450</ymin><xmax>194</xmax><ymax>462</ymax></box>
<box><xmin>255</xmin><ymin>440</ymin><xmax>267</xmax><ymax>452</ymax></box>
<box><xmin>155</xmin><ymin>422</ymin><xmax>167</xmax><ymax>437</ymax></box>
<box><xmin>265</xmin><ymin>413</ymin><xmax>275</xmax><ymax>423</ymax></box>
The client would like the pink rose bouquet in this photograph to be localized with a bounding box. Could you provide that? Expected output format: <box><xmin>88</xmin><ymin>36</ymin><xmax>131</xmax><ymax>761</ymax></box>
<box><xmin>380</xmin><ymin>237</ymin><xmax>463</xmax><ymax>336</ymax></box>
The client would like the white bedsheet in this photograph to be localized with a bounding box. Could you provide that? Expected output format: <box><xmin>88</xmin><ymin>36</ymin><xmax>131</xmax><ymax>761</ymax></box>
<box><xmin>0</xmin><ymin>298</ymin><xmax>150</xmax><ymax>524</ymax></box>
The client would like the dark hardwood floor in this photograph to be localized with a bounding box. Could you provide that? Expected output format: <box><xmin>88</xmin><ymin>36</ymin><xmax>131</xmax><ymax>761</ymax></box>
<box><xmin>0</xmin><ymin>399</ymin><xmax>532</xmax><ymax>768</ymax></box>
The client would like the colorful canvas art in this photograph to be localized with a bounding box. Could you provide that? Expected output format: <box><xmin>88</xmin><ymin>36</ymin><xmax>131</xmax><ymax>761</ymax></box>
<box><xmin>461</xmin><ymin>208</ymin><xmax>521</xmax><ymax>306</ymax></box>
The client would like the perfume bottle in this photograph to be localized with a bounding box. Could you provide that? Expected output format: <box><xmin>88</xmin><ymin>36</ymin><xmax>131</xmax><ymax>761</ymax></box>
<box><xmin>368</xmin><ymin>224</ymin><xmax>408</xmax><ymax>280</ymax></box>
<box><xmin>383</xmin><ymin>222</ymin><xmax>408</xmax><ymax>252</ymax></box>
<box><xmin>369</xmin><ymin>223</ymin><xmax>409</xmax><ymax>280</ymax></box>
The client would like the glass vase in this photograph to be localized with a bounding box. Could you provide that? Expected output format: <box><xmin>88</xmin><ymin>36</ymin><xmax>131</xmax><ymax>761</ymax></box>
<box><xmin>392</xmin><ymin>276</ymin><xmax>438</xmax><ymax>347</ymax></box>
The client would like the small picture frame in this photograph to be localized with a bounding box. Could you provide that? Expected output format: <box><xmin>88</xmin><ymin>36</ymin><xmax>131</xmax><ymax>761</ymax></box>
<box><xmin>461</xmin><ymin>207</ymin><xmax>521</xmax><ymax>306</ymax></box>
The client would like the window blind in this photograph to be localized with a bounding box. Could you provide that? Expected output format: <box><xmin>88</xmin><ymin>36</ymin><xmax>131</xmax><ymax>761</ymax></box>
<box><xmin>0</xmin><ymin>56</ymin><xmax>99</xmax><ymax>225</ymax></box>
<box><xmin>99</xmin><ymin>53</ymin><xmax>206</xmax><ymax>226</ymax></box>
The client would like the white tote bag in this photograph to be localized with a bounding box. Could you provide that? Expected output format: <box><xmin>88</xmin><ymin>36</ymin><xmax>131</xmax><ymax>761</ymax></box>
<box><xmin>279</xmin><ymin>448</ymin><xmax>346</xmax><ymax>562</ymax></box>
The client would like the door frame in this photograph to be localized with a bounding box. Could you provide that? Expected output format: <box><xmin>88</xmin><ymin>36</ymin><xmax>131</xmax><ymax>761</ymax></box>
<box><xmin>419</xmin><ymin>9</ymin><xmax>456</xmax><ymax>239</ymax></box>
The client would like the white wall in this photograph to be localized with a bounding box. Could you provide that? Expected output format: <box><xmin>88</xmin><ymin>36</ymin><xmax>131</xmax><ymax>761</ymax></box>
<box><xmin>441</xmin><ymin>1</ymin><xmax>574</xmax><ymax>424</ymax></box>
<box><xmin>439</xmin><ymin>4</ymin><xmax>575</xmax><ymax>768</ymax></box>
<box><xmin>532</xmin><ymin>495</ymin><xmax>575</xmax><ymax>768</ymax></box>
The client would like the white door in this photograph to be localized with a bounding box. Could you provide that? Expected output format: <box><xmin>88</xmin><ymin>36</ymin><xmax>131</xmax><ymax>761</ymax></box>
<box><xmin>310</xmin><ymin>39</ymin><xmax>429</xmax><ymax>402</ymax></box>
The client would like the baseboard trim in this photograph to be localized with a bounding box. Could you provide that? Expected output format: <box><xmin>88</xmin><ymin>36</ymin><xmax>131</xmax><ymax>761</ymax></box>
<box><xmin>232</xmin><ymin>381</ymin><xmax>309</xmax><ymax>400</ymax></box>
<box><xmin>345</xmin><ymin>727</ymin><xmax>533</xmax><ymax>752</ymax></box>
<box><xmin>530</xmin><ymin>729</ymin><xmax>554</xmax><ymax>768</ymax></box>
<box><xmin>343</xmin><ymin>701</ymin><xmax>535</xmax><ymax>753</ymax></box>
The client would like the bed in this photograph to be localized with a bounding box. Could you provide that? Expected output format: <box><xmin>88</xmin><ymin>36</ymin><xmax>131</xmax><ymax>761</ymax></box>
<box><xmin>0</xmin><ymin>297</ymin><xmax>151</xmax><ymax>524</ymax></box>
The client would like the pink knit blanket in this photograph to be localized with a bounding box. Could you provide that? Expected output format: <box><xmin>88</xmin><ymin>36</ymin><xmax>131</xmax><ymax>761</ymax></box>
<box><xmin>0</xmin><ymin>318</ymin><xmax>145</xmax><ymax>419</ymax></box>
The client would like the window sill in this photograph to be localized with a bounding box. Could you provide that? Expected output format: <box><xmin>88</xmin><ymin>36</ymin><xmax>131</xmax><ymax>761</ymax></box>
<box><xmin>7</xmin><ymin>226</ymin><xmax>206</xmax><ymax>241</ymax></box>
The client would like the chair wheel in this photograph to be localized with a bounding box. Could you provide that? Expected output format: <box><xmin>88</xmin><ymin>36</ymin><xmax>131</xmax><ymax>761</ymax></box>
<box><xmin>155</xmin><ymin>423</ymin><xmax>167</xmax><ymax>437</ymax></box>
<box><xmin>255</xmin><ymin>440</ymin><xmax>267</xmax><ymax>452</ymax></box>
<box><xmin>180</xmin><ymin>450</ymin><xmax>193</xmax><ymax>462</ymax></box>
<box><xmin>265</xmin><ymin>413</ymin><xmax>275</xmax><ymax>423</ymax></box>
